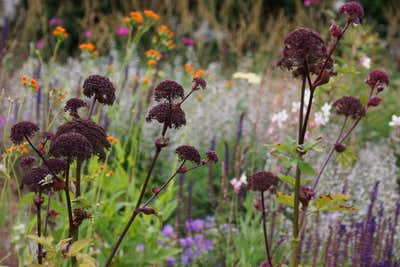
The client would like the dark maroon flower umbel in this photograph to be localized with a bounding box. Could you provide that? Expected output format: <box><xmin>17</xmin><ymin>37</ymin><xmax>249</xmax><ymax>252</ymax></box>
<box><xmin>175</xmin><ymin>145</ymin><xmax>201</xmax><ymax>165</ymax></box>
<box><xmin>42</xmin><ymin>131</ymin><xmax>54</xmax><ymax>141</ymax></box>
<box><xmin>334</xmin><ymin>143</ymin><xmax>346</xmax><ymax>153</ymax></box>
<box><xmin>248</xmin><ymin>171</ymin><xmax>278</xmax><ymax>192</ymax></box>
<box><xmin>278</xmin><ymin>28</ymin><xmax>331</xmax><ymax>78</ymax></box>
<box><xmin>146</xmin><ymin>103</ymin><xmax>186</xmax><ymax>129</ymax></box>
<box><xmin>64</xmin><ymin>98</ymin><xmax>87</xmax><ymax>118</ymax></box>
<box><xmin>299</xmin><ymin>186</ymin><xmax>315</xmax><ymax>208</ymax></box>
<box><xmin>365</xmin><ymin>70</ymin><xmax>389</xmax><ymax>91</ymax></box>
<box><xmin>367</xmin><ymin>96</ymin><xmax>382</xmax><ymax>107</ymax></box>
<box><xmin>83</xmin><ymin>74</ymin><xmax>116</xmax><ymax>105</ymax></box>
<box><xmin>10</xmin><ymin>121</ymin><xmax>39</xmax><ymax>144</ymax></box>
<box><xmin>43</xmin><ymin>158</ymin><xmax>67</xmax><ymax>174</ymax></box>
<box><xmin>338</xmin><ymin>1</ymin><xmax>364</xmax><ymax>24</ymax></box>
<box><xmin>154</xmin><ymin>80</ymin><xmax>185</xmax><ymax>102</ymax></box>
<box><xmin>20</xmin><ymin>156</ymin><xmax>36</xmax><ymax>167</ymax></box>
<box><xmin>55</xmin><ymin>119</ymin><xmax>110</xmax><ymax>160</ymax></box>
<box><xmin>332</xmin><ymin>96</ymin><xmax>366</xmax><ymax>118</ymax></box>
<box><xmin>22</xmin><ymin>166</ymin><xmax>52</xmax><ymax>192</ymax></box>
<box><xmin>206</xmin><ymin>150</ymin><xmax>219</xmax><ymax>163</ymax></box>
<box><xmin>50</xmin><ymin>132</ymin><xmax>93</xmax><ymax>161</ymax></box>
<box><xmin>72</xmin><ymin>208</ymin><xmax>91</xmax><ymax>227</ymax></box>
<box><xmin>193</xmin><ymin>77</ymin><xmax>207</xmax><ymax>90</ymax></box>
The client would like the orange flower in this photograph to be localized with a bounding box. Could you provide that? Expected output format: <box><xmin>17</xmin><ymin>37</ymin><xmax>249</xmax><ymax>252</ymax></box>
<box><xmin>92</xmin><ymin>50</ymin><xmax>99</xmax><ymax>57</ymax></box>
<box><xmin>106</xmin><ymin>170</ymin><xmax>114</xmax><ymax>176</ymax></box>
<box><xmin>30</xmin><ymin>79</ymin><xmax>39</xmax><ymax>92</ymax></box>
<box><xmin>133</xmin><ymin>75</ymin><xmax>140</xmax><ymax>81</ymax></box>
<box><xmin>143</xmin><ymin>10</ymin><xmax>160</xmax><ymax>21</ymax></box>
<box><xmin>167</xmin><ymin>40</ymin><xmax>176</xmax><ymax>49</ymax></box>
<box><xmin>197</xmin><ymin>92</ymin><xmax>203</xmax><ymax>101</ymax></box>
<box><xmin>130</xmin><ymin>11</ymin><xmax>143</xmax><ymax>23</ymax></box>
<box><xmin>194</xmin><ymin>69</ymin><xmax>204</xmax><ymax>78</ymax></box>
<box><xmin>123</xmin><ymin>16</ymin><xmax>130</xmax><ymax>23</ymax></box>
<box><xmin>148</xmin><ymin>59</ymin><xmax>157</xmax><ymax>66</ymax></box>
<box><xmin>52</xmin><ymin>26</ymin><xmax>68</xmax><ymax>39</ymax></box>
<box><xmin>142</xmin><ymin>76</ymin><xmax>150</xmax><ymax>84</ymax></box>
<box><xmin>107</xmin><ymin>135</ymin><xmax>119</xmax><ymax>145</ymax></box>
<box><xmin>145</xmin><ymin>49</ymin><xmax>161</xmax><ymax>59</ymax></box>
<box><xmin>226</xmin><ymin>80</ymin><xmax>233</xmax><ymax>88</ymax></box>
<box><xmin>19</xmin><ymin>144</ymin><xmax>29</xmax><ymax>155</ymax></box>
<box><xmin>99</xmin><ymin>165</ymin><xmax>106</xmax><ymax>171</ymax></box>
<box><xmin>158</xmin><ymin>24</ymin><xmax>173</xmax><ymax>37</ymax></box>
<box><xmin>6</xmin><ymin>146</ymin><xmax>17</xmax><ymax>154</ymax></box>
<box><xmin>184</xmin><ymin>64</ymin><xmax>194</xmax><ymax>73</ymax></box>
<box><xmin>21</xmin><ymin>75</ymin><xmax>28</xmax><ymax>86</ymax></box>
<box><xmin>79</xmin><ymin>43</ymin><xmax>96</xmax><ymax>52</ymax></box>
<box><xmin>107</xmin><ymin>65</ymin><xmax>114</xmax><ymax>73</ymax></box>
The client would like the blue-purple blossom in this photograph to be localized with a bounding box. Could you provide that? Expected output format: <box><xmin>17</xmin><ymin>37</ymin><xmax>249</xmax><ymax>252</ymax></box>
<box><xmin>162</xmin><ymin>224</ymin><xmax>175</xmax><ymax>239</ymax></box>
<box><xmin>186</xmin><ymin>219</ymin><xmax>205</xmax><ymax>233</ymax></box>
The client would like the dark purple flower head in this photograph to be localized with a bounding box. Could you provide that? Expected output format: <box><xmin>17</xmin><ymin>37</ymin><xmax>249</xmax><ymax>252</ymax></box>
<box><xmin>50</xmin><ymin>132</ymin><xmax>92</xmax><ymax>161</ymax></box>
<box><xmin>146</xmin><ymin>103</ymin><xmax>186</xmax><ymax>129</ymax></box>
<box><xmin>64</xmin><ymin>98</ymin><xmax>87</xmax><ymax>118</ymax></box>
<box><xmin>20</xmin><ymin>156</ymin><xmax>36</xmax><ymax>167</ymax></box>
<box><xmin>42</xmin><ymin>131</ymin><xmax>54</xmax><ymax>141</ymax></box>
<box><xmin>248</xmin><ymin>171</ymin><xmax>278</xmax><ymax>192</ymax></box>
<box><xmin>192</xmin><ymin>77</ymin><xmax>207</xmax><ymax>90</ymax></box>
<box><xmin>334</xmin><ymin>143</ymin><xmax>346</xmax><ymax>153</ymax></box>
<box><xmin>278</xmin><ymin>28</ymin><xmax>331</xmax><ymax>78</ymax></box>
<box><xmin>329</xmin><ymin>22</ymin><xmax>342</xmax><ymax>37</ymax></box>
<box><xmin>175</xmin><ymin>145</ymin><xmax>201</xmax><ymax>165</ymax></box>
<box><xmin>206</xmin><ymin>150</ymin><xmax>218</xmax><ymax>163</ymax></box>
<box><xmin>333</xmin><ymin>96</ymin><xmax>366</xmax><ymax>118</ymax></box>
<box><xmin>22</xmin><ymin>166</ymin><xmax>51</xmax><ymax>191</ymax></box>
<box><xmin>365</xmin><ymin>70</ymin><xmax>389</xmax><ymax>91</ymax></box>
<box><xmin>338</xmin><ymin>1</ymin><xmax>364</xmax><ymax>24</ymax></box>
<box><xmin>83</xmin><ymin>74</ymin><xmax>116</xmax><ymax>105</ymax></box>
<box><xmin>43</xmin><ymin>158</ymin><xmax>67</xmax><ymax>174</ymax></box>
<box><xmin>299</xmin><ymin>186</ymin><xmax>316</xmax><ymax>207</ymax></box>
<box><xmin>72</xmin><ymin>208</ymin><xmax>91</xmax><ymax>227</ymax></box>
<box><xmin>367</xmin><ymin>96</ymin><xmax>382</xmax><ymax>107</ymax></box>
<box><xmin>10</xmin><ymin>121</ymin><xmax>39</xmax><ymax>144</ymax></box>
<box><xmin>154</xmin><ymin>80</ymin><xmax>185</xmax><ymax>102</ymax></box>
<box><xmin>55</xmin><ymin>119</ymin><xmax>110</xmax><ymax>160</ymax></box>
<box><xmin>166</xmin><ymin>257</ymin><xmax>176</xmax><ymax>267</ymax></box>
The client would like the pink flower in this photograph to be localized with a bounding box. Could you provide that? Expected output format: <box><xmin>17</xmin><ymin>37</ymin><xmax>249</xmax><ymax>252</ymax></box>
<box><xmin>49</xmin><ymin>17</ymin><xmax>63</xmax><ymax>26</ymax></box>
<box><xmin>183</xmin><ymin>37</ymin><xmax>195</xmax><ymax>46</ymax></box>
<box><xmin>84</xmin><ymin>30</ymin><xmax>92</xmax><ymax>38</ymax></box>
<box><xmin>304</xmin><ymin>0</ymin><xmax>321</xmax><ymax>6</ymax></box>
<box><xmin>117</xmin><ymin>27</ymin><xmax>130</xmax><ymax>36</ymax></box>
<box><xmin>230</xmin><ymin>173</ymin><xmax>247</xmax><ymax>194</ymax></box>
<box><xmin>36</xmin><ymin>38</ymin><xmax>45</xmax><ymax>50</ymax></box>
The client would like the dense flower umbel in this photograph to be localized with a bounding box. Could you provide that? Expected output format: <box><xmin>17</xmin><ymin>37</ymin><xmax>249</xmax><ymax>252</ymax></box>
<box><xmin>20</xmin><ymin>156</ymin><xmax>36</xmax><ymax>167</ymax></box>
<box><xmin>10</xmin><ymin>121</ymin><xmax>40</xmax><ymax>144</ymax></box>
<box><xmin>248</xmin><ymin>171</ymin><xmax>278</xmax><ymax>192</ymax></box>
<box><xmin>43</xmin><ymin>158</ymin><xmax>67</xmax><ymax>174</ymax></box>
<box><xmin>338</xmin><ymin>1</ymin><xmax>364</xmax><ymax>24</ymax></box>
<box><xmin>22</xmin><ymin>166</ymin><xmax>52</xmax><ymax>192</ymax></box>
<box><xmin>55</xmin><ymin>119</ymin><xmax>110</xmax><ymax>160</ymax></box>
<box><xmin>278</xmin><ymin>28</ymin><xmax>331</xmax><ymax>78</ymax></box>
<box><xmin>332</xmin><ymin>96</ymin><xmax>366</xmax><ymax>118</ymax></box>
<box><xmin>64</xmin><ymin>98</ymin><xmax>87</xmax><ymax>118</ymax></box>
<box><xmin>154</xmin><ymin>80</ymin><xmax>185</xmax><ymax>102</ymax></box>
<box><xmin>83</xmin><ymin>75</ymin><xmax>116</xmax><ymax>105</ymax></box>
<box><xmin>193</xmin><ymin>77</ymin><xmax>207</xmax><ymax>90</ymax></box>
<box><xmin>50</xmin><ymin>132</ymin><xmax>93</xmax><ymax>161</ymax></box>
<box><xmin>365</xmin><ymin>70</ymin><xmax>389</xmax><ymax>91</ymax></box>
<box><xmin>72</xmin><ymin>208</ymin><xmax>91</xmax><ymax>227</ymax></box>
<box><xmin>175</xmin><ymin>145</ymin><xmax>201</xmax><ymax>165</ymax></box>
<box><xmin>206</xmin><ymin>150</ymin><xmax>219</xmax><ymax>163</ymax></box>
<box><xmin>299</xmin><ymin>186</ymin><xmax>316</xmax><ymax>207</ymax></box>
<box><xmin>146</xmin><ymin>103</ymin><xmax>186</xmax><ymax>129</ymax></box>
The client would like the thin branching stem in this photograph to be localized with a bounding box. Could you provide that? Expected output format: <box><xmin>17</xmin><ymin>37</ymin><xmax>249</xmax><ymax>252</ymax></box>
<box><xmin>261</xmin><ymin>191</ymin><xmax>273</xmax><ymax>266</ymax></box>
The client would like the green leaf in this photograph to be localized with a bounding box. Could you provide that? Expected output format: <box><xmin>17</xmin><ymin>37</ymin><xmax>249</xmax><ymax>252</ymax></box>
<box><xmin>65</xmin><ymin>239</ymin><xmax>91</xmax><ymax>257</ymax></box>
<box><xmin>278</xmin><ymin>174</ymin><xmax>312</xmax><ymax>186</ymax></box>
<box><xmin>27</xmin><ymin>235</ymin><xmax>54</xmax><ymax>248</ymax></box>
<box><xmin>274</xmin><ymin>192</ymin><xmax>294</xmax><ymax>207</ymax></box>
<box><xmin>297</xmin><ymin>160</ymin><xmax>316</xmax><ymax>176</ymax></box>
<box><xmin>314</xmin><ymin>194</ymin><xmax>350</xmax><ymax>209</ymax></box>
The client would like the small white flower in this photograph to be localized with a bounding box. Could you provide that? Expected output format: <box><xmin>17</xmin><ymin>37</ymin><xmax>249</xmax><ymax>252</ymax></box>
<box><xmin>360</xmin><ymin>55</ymin><xmax>371</xmax><ymax>69</ymax></box>
<box><xmin>271</xmin><ymin>110</ymin><xmax>288</xmax><ymax>128</ymax></box>
<box><xmin>291</xmin><ymin>102</ymin><xmax>300</xmax><ymax>113</ymax></box>
<box><xmin>314</xmin><ymin>103</ymin><xmax>331</xmax><ymax>126</ymax></box>
<box><xmin>389</xmin><ymin>115</ymin><xmax>400</xmax><ymax>128</ymax></box>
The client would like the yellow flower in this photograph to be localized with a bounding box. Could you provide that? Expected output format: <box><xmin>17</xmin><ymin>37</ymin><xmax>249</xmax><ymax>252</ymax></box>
<box><xmin>52</xmin><ymin>26</ymin><xmax>68</xmax><ymax>39</ymax></box>
<box><xmin>144</xmin><ymin>10</ymin><xmax>160</xmax><ymax>21</ymax></box>
<box><xmin>130</xmin><ymin>11</ymin><xmax>143</xmax><ymax>24</ymax></box>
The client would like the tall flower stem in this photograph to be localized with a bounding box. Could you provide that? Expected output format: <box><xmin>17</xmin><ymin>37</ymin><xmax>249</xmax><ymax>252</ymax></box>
<box><xmin>73</xmin><ymin>160</ymin><xmax>82</xmax><ymax>242</ymax></box>
<box><xmin>43</xmin><ymin>191</ymin><xmax>52</xmax><ymax>236</ymax></box>
<box><xmin>261</xmin><ymin>191</ymin><xmax>273</xmax><ymax>266</ymax></box>
<box><xmin>87</xmin><ymin>98</ymin><xmax>97</xmax><ymax>119</ymax></box>
<box><xmin>105</xmin><ymin>147</ymin><xmax>162</xmax><ymax>267</ymax></box>
<box><xmin>35</xmin><ymin>192</ymin><xmax>43</xmax><ymax>264</ymax></box>
<box><xmin>64</xmin><ymin>160</ymin><xmax>74</xmax><ymax>238</ymax></box>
